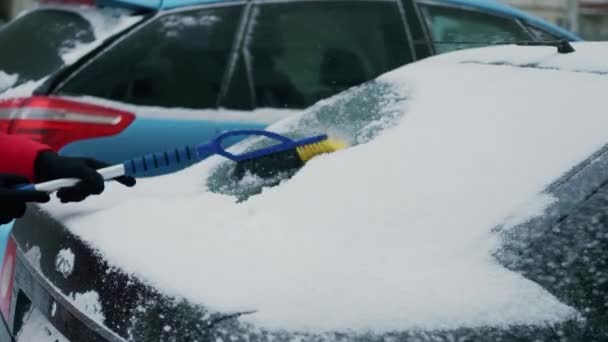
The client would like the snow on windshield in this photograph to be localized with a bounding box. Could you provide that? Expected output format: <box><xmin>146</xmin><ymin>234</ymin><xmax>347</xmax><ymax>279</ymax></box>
<box><xmin>43</xmin><ymin>50</ymin><xmax>608</xmax><ymax>334</ymax></box>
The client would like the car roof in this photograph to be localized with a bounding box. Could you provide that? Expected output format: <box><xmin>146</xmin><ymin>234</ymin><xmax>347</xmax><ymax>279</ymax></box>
<box><xmin>95</xmin><ymin>0</ymin><xmax>580</xmax><ymax>40</ymax></box>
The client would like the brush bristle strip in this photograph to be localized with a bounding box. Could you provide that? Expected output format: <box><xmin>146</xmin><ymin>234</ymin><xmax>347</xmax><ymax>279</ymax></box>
<box><xmin>296</xmin><ymin>139</ymin><xmax>347</xmax><ymax>162</ymax></box>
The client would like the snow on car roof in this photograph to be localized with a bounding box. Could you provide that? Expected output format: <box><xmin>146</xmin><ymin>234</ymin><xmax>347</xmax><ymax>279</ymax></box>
<box><xmin>43</xmin><ymin>43</ymin><xmax>608</xmax><ymax>334</ymax></box>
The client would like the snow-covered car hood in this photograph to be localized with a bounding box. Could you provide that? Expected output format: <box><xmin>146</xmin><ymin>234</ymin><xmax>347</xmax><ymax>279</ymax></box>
<box><xmin>43</xmin><ymin>42</ymin><xmax>608</xmax><ymax>334</ymax></box>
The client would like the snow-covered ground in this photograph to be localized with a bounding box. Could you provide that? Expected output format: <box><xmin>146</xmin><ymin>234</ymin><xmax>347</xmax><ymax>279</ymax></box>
<box><xmin>43</xmin><ymin>43</ymin><xmax>608</xmax><ymax>333</ymax></box>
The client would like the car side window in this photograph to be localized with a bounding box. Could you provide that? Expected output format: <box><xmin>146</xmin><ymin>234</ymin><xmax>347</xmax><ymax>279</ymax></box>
<box><xmin>419</xmin><ymin>4</ymin><xmax>532</xmax><ymax>53</ymax></box>
<box><xmin>0</xmin><ymin>10</ymin><xmax>95</xmax><ymax>87</ymax></box>
<box><xmin>525</xmin><ymin>25</ymin><xmax>560</xmax><ymax>41</ymax></box>
<box><xmin>226</xmin><ymin>0</ymin><xmax>412</xmax><ymax>109</ymax></box>
<box><xmin>57</xmin><ymin>6</ymin><xmax>243</xmax><ymax>109</ymax></box>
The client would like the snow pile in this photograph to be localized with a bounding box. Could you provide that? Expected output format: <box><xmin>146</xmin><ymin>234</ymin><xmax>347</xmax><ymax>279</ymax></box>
<box><xmin>55</xmin><ymin>248</ymin><xmax>75</xmax><ymax>279</ymax></box>
<box><xmin>44</xmin><ymin>46</ymin><xmax>608</xmax><ymax>333</ymax></box>
<box><xmin>70</xmin><ymin>291</ymin><xmax>105</xmax><ymax>324</ymax></box>
<box><xmin>0</xmin><ymin>77</ymin><xmax>48</xmax><ymax>100</ymax></box>
<box><xmin>0</xmin><ymin>71</ymin><xmax>17</xmax><ymax>93</ymax></box>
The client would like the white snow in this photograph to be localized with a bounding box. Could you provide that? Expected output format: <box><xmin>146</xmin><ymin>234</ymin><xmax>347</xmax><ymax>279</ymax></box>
<box><xmin>70</xmin><ymin>291</ymin><xmax>105</xmax><ymax>324</ymax></box>
<box><xmin>17</xmin><ymin>308</ymin><xmax>69</xmax><ymax>342</ymax></box>
<box><xmin>500</xmin><ymin>194</ymin><xmax>557</xmax><ymax>231</ymax></box>
<box><xmin>0</xmin><ymin>77</ymin><xmax>48</xmax><ymax>99</ymax></box>
<box><xmin>55</xmin><ymin>248</ymin><xmax>75</xmax><ymax>279</ymax></box>
<box><xmin>0</xmin><ymin>71</ymin><xmax>18</xmax><ymax>93</ymax></box>
<box><xmin>42</xmin><ymin>43</ymin><xmax>608</xmax><ymax>333</ymax></box>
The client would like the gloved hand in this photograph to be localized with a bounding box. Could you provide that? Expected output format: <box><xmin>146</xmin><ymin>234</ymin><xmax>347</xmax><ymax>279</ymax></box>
<box><xmin>34</xmin><ymin>151</ymin><xmax>136</xmax><ymax>203</ymax></box>
<box><xmin>0</xmin><ymin>174</ymin><xmax>50</xmax><ymax>224</ymax></box>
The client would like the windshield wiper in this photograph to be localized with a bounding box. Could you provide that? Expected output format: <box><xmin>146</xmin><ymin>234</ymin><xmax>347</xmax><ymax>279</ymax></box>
<box><xmin>413</xmin><ymin>40</ymin><xmax>576</xmax><ymax>54</ymax></box>
<box><xmin>515</xmin><ymin>40</ymin><xmax>575</xmax><ymax>54</ymax></box>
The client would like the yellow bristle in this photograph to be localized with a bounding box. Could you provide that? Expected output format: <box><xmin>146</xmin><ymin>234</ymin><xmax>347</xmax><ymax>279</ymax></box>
<box><xmin>296</xmin><ymin>138</ymin><xmax>347</xmax><ymax>162</ymax></box>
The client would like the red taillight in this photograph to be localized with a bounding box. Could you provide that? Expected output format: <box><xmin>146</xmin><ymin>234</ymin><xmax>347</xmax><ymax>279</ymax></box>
<box><xmin>0</xmin><ymin>238</ymin><xmax>16</xmax><ymax>320</ymax></box>
<box><xmin>0</xmin><ymin>96</ymin><xmax>134</xmax><ymax>151</ymax></box>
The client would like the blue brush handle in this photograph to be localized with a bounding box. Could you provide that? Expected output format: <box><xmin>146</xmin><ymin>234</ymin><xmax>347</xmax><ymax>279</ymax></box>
<box><xmin>123</xmin><ymin>129</ymin><xmax>327</xmax><ymax>176</ymax></box>
<box><xmin>206</xmin><ymin>129</ymin><xmax>327</xmax><ymax>162</ymax></box>
<box><xmin>123</xmin><ymin>146</ymin><xmax>198</xmax><ymax>176</ymax></box>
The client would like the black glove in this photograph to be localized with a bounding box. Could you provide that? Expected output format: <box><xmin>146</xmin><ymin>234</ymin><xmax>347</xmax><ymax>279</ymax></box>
<box><xmin>0</xmin><ymin>174</ymin><xmax>50</xmax><ymax>224</ymax></box>
<box><xmin>34</xmin><ymin>151</ymin><xmax>136</xmax><ymax>203</ymax></box>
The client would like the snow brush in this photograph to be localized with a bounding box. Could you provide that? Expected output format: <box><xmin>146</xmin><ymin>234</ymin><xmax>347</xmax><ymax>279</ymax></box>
<box><xmin>20</xmin><ymin>129</ymin><xmax>346</xmax><ymax>193</ymax></box>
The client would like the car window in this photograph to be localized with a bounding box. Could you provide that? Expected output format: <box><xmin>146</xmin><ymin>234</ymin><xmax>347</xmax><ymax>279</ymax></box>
<box><xmin>57</xmin><ymin>5</ymin><xmax>243</xmax><ymax>109</ymax></box>
<box><xmin>0</xmin><ymin>9</ymin><xmax>95</xmax><ymax>88</ymax></box>
<box><xmin>525</xmin><ymin>25</ymin><xmax>560</xmax><ymax>41</ymax></box>
<box><xmin>224</xmin><ymin>0</ymin><xmax>412</xmax><ymax>109</ymax></box>
<box><xmin>419</xmin><ymin>4</ymin><xmax>532</xmax><ymax>53</ymax></box>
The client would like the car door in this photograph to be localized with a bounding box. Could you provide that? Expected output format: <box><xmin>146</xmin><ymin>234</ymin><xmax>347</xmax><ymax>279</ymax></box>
<box><xmin>219</xmin><ymin>0</ymin><xmax>417</xmax><ymax>110</ymax></box>
<box><xmin>415</xmin><ymin>0</ymin><xmax>534</xmax><ymax>54</ymax></box>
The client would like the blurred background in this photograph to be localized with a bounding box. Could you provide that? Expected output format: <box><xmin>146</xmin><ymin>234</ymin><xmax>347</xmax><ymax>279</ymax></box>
<box><xmin>1</xmin><ymin>0</ymin><xmax>607</xmax><ymax>39</ymax></box>
<box><xmin>502</xmin><ymin>0</ymin><xmax>608</xmax><ymax>40</ymax></box>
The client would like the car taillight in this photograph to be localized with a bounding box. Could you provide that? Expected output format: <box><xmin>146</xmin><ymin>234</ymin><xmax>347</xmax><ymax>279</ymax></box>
<box><xmin>0</xmin><ymin>96</ymin><xmax>134</xmax><ymax>151</ymax></box>
<box><xmin>0</xmin><ymin>238</ymin><xmax>16</xmax><ymax>321</ymax></box>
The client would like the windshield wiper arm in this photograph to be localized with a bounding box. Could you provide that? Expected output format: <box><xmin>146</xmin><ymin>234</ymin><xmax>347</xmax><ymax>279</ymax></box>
<box><xmin>515</xmin><ymin>40</ymin><xmax>576</xmax><ymax>54</ymax></box>
<box><xmin>413</xmin><ymin>40</ymin><xmax>576</xmax><ymax>54</ymax></box>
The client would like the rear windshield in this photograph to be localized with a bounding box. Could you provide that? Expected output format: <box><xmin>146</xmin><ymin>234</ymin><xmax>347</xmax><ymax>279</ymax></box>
<box><xmin>0</xmin><ymin>9</ymin><xmax>96</xmax><ymax>89</ymax></box>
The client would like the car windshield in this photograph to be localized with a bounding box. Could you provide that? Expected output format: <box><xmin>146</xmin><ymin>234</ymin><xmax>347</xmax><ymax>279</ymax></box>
<box><xmin>38</xmin><ymin>44</ymin><xmax>608</xmax><ymax>340</ymax></box>
<box><xmin>0</xmin><ymin>7</ymin><xmax>140</xmax><ymax>93</ymax></box>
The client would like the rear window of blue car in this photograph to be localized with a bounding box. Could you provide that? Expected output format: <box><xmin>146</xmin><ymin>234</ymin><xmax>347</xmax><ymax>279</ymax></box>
<box><xmin>0</xmin><ymin>9</ymin><xmax>95</xmax><ymax>88</ymax></box>
<box><xmin>56</xmin><ymin>5</ymin><xmax>244</xmax><ymax>109</ymax></box>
